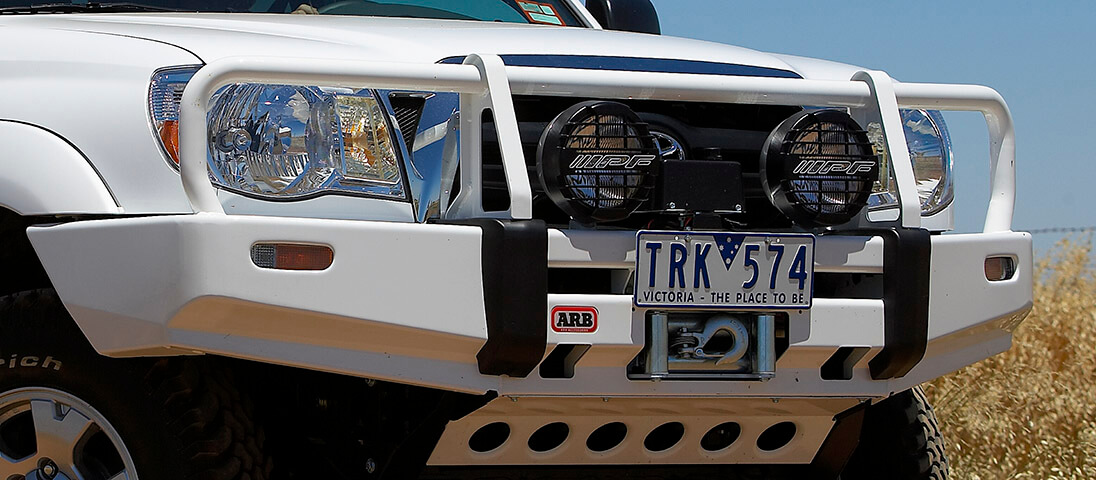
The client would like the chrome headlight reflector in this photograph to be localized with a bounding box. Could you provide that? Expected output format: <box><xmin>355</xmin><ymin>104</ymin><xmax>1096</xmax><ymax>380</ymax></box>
<box><xmin>206</xmin><ymin>83</ymin><xmax>404</xmax><ymax>200</ymax></box>
<box><xmin>336</xmin><ymin>94</ymin><xmax>402</xmax><ymax>186</ymax></box>
<box><xmin>868</xmin><ymin>109</ymin><xmax>954</xmax><ymax>215</ymax></box>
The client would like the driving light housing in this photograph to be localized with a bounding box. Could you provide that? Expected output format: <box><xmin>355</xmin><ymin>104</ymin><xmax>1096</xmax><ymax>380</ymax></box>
<box><xmin>536</xmin><ymin>101</ymin><xmax>660</xmax><ymax>224</ymax></box>
<box><xmin>760</xmin><ymin>109</ymin><xmax>878</xmax><ymax>227</ymax></box>
<box><xmin>206</xmin><ymin>83</ymin><xmax>404</xmax><ymax>199</ymax></box>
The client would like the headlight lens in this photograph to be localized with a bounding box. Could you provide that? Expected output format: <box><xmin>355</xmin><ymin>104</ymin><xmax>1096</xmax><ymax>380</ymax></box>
<box><xmin>868</xmin><ymin>109</ymin><xmax>954</xmax><ymax>215</ymax></box>
<box><xmin>207</xmin><ymin>84</ymin><xmax>404</xmax><ymax>199</ymax></box>
<box><xmin>902</xmin><ymin>109</ymin><xmax>953</xmax><ymax>215</ymax></box>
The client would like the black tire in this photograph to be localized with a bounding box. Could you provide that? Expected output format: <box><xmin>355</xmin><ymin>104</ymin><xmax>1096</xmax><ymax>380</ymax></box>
<box><xmin>0</xmin><ymin>289</ymin><xmax>272</xmax><ymax>480</ymax></box>
<box><xmin>842</xmin><ymin>386</ymin><xmax>949</xmax><ymax>480</ymax></box>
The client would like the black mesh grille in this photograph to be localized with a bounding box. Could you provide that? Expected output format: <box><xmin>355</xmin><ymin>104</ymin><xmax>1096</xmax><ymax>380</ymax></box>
<box><xmin>388</xmin><ymin>94</ymin><xmax>426</xmax><ymax>150</ymax></box>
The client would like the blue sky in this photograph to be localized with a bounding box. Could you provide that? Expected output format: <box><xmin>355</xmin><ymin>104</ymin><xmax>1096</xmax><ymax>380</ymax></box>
<box><xmin>649</xmin><ymin>0</ymin><xmax>1095</xmax><ymax>252</ymax></box>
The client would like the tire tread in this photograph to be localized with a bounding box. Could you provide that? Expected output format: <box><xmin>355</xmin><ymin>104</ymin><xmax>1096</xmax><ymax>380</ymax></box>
<box><xmin>843</xmin><ymin>386</ymin><xmax>949</xmax><ymax>480</ymax></box>
<box><xmin>145</xmin><ymin>357</ymin><xmax>273</xmax><ymax>480</ymax></box>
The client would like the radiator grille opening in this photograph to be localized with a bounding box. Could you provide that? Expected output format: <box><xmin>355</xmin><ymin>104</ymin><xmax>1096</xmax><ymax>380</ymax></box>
<box><xmin>388</xmin><ymin>93</ymin><xmax>427</xmax><ymax>150</ymax></box>
<box><xmin>547</xmin><ymin>268</ymin><xmax>631</xmax><ymax>295</ymax></box>
<box><xmin>481</xmin><ymin>96</ymin><xmax>802</xmax><ymax>229</ymax></box>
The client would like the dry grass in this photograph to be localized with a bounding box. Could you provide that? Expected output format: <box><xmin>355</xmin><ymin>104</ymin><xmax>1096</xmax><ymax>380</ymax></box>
<box><xmin>925</xmin><ymin>238</ymin><xmax>1096</xmax><ymax>479</ymax></box>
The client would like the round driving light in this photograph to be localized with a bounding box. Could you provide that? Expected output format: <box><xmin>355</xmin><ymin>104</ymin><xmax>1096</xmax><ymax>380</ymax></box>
<box><xmin>537</xmin><ymin>101</ymin><xmax>660</xmax><ymax>224</ymax></box>
<box><xmin>760</xmin><ymin>109</ymin><xmax>878</xmax><ymax>227</ymax></box>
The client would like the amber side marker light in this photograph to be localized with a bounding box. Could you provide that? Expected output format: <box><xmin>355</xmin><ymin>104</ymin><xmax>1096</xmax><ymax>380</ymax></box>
<box><xmin>985</xmin><ymin>256</ymin><xmax>1016</xmax><ymax>281</ymax></box>
<box><xmin>251</xmin><ymin>243</ymin><xmax>334</xmax><ymax>271</ymax></box>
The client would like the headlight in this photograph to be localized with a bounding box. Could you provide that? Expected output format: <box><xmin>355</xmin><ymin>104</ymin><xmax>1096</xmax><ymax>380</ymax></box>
<box><xmin>207</xmin><ymin>83</ymin><xmax>404</xmax><ymax>199</ymax></box>
<box><xmin>902</xmin><ymin>109</ymin><xmax>953</xmax><ymax>215</ymax></box>
<box><xmin>868</xmin><ymin>109</ymin><xmax>954</xmax><ymax>215</ymax></box>
<box><xmin>150</xmin><ymin>68</ymin><xmax>405</xmax><ymax>200</ymax></box>
<box><xmin>536</xmin><ymin>100</ymin><xmax>659</xmax><ymax>224</ymax></box>
<box><xmin>760</xmin><ymin>109</ymin><xmax>879</xmax><ymax>227</ymax></box>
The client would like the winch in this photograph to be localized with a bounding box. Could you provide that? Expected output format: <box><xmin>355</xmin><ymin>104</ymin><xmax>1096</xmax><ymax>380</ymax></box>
<box><xmin>630</xmin><ymin>312</ymin><xmax>776</xmax><ymax>380</ymax></box>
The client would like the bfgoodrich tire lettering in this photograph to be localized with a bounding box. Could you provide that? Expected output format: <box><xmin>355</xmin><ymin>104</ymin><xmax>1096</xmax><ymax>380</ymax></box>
<box><xmin>0</xmin><ymin>289</ymin><xmax>271</xmax><ymax>480</ymax></box>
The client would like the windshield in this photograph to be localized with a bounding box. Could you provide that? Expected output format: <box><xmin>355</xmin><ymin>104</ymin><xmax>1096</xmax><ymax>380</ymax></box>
<box><xmin>0</xmin><ymin>0</ymin><xmax>584</xmax><ymax>24</ymax></box>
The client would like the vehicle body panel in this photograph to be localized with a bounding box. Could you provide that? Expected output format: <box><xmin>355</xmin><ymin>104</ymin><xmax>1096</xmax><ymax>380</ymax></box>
<box><xmin>0</xmin><ymin>120</ymin><xmax>119</xmax><ymax>215</ymax></box>
<box><xmin>2</xmin><ymin>5</ymin><xmax>1030</xmax><ymax>467</ymax></box>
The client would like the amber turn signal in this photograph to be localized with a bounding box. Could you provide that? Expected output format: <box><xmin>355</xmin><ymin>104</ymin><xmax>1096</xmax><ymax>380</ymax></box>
<box><xmin>158</xmin><ymin>120</ymin><xmax>181</xmax><ymax>164</ymax></box>
<box><xmin>250</xmin><ymin>243</ymin><xmax>334</xmax><ymax>271</ymax></box>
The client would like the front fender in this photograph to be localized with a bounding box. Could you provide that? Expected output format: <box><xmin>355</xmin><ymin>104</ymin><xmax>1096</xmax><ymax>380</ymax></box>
<box><xmin>0</xmin><ymin>120</ymin><xmax>119</xmax><ymax>215</ymax></box>
<box><xmin>0</xmin><ymin>25</ymin><xmax>202</xmax><ymax>214</ymax></box>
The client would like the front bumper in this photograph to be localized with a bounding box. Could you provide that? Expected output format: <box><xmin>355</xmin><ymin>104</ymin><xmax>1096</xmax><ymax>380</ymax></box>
<box><xmin>29</xmin><ymin>213</ymin><xmax>1032</xmax><ymax>399</ymax></box>
<box><xmin>29</xmin><ymin>214</ymin><xmax>1031</xmax><ymax>465</ymax></box>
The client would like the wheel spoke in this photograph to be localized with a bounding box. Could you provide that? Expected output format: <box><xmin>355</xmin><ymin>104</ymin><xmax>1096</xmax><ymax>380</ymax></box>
<box><xmin>107</xmin><ymin>470</ymin><xmax>130</xmax><ymax>480</ymax></box>
<box><xmin>0</xmin><ymin>452</ymin><xmax>37</xmax><ymax>476</ymax></box>
<box><xmin>29</xmin><ymin>398</ymin><xmax>94</xmax><ymax>467</ymax></box>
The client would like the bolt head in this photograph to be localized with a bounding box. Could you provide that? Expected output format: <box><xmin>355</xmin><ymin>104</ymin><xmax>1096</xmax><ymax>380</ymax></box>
<box><xmin>37</xmin><ymin>458</ymin><xmax>58</xmax><ymax>479</ymax></box>
<box><xmin>365</xmin><ymin>458</ymin><xmax>377</xmax><ymax>474</ymax></box>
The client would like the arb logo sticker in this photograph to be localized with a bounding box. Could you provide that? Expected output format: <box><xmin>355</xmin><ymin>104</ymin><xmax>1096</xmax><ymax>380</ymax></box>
<box><xmin>551</xmin><ymin>306</ymin><xmax>598</xmax><ymax>333</ymax></box>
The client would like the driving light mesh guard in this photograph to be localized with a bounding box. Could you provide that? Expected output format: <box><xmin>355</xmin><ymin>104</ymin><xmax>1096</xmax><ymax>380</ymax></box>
<box><xmin>537</xmin><ymin>100</ymin><xmax>660</xmax><ymax>224</ymax></box>
<box><xmin>762</xmin><ymin>109</ymin><xmax>879</xmax><ymax>226</ymax></box>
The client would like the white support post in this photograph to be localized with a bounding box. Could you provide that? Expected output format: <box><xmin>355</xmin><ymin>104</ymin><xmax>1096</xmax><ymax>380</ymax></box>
<box><xmin>852</xmin><ymin>71</ymin><xmax>922</xmax><ymax>229</ymax></box>
<box><xmin>450</xmin><ymin>84</ymin><xmax>486</xmax><ymax>218</ymax></box>
<box><xmin>463</xmin><ymin>54</ymin><xmax>534</xmax><ymax>220</ymax></box>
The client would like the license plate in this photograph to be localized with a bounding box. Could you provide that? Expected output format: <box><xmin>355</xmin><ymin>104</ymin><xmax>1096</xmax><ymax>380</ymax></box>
<box><xmin>635</xmin><ymin>231</ymin><xmax>814</xmax><ymax>309</ymax></box>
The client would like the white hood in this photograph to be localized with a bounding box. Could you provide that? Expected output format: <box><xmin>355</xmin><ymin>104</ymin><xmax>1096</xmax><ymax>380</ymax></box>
<box><xmin>6</xmin><ymin>13</ymin><xmax>802</xmax><ymax>73</ymax></box>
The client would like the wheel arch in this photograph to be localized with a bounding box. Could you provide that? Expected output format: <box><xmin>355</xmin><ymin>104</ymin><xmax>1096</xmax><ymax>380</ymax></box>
<box><xmin>0</xmin><ymin>208</ymin><xmax>53</xmax><ymax>299</ymax></box>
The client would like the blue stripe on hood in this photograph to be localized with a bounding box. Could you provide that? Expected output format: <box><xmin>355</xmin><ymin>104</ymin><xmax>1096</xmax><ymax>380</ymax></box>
<box><xmin>438</xmin><ymin>54</ymin><xmax>801</xmax><ymax>78</ymax></box>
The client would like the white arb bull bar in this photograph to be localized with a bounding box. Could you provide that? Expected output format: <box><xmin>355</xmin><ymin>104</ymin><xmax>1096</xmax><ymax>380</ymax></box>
<box><xmin>178</xmin><ymin>53</ymin><xmax>1016</xmax><ymax>234</ymax></box>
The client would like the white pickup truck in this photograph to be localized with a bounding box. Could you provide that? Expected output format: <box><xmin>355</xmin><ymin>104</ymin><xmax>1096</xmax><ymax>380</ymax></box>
<box><xmin>0</xmin><ymin>1</ymin><xmax>1032</xmax><ymax>479</ymax></box>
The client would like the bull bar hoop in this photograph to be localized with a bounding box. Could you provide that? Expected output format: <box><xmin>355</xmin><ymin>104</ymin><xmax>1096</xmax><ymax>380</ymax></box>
<box><xmin>178</xmin><ymin>54</ymin><xmax>1016</xmax><ymax>233</ymax></box>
